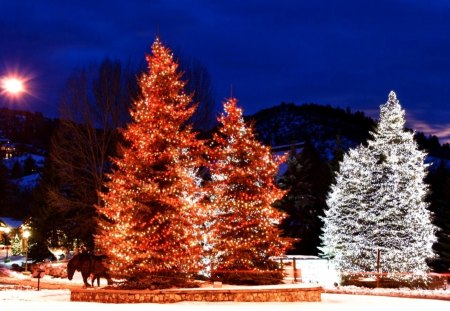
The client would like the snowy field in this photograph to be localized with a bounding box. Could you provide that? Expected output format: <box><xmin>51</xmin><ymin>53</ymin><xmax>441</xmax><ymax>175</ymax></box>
<box><xmin>1</xmin><ymin>255</ymin><xmax>449</xmax><ymax>310</ymax></box>
<box><xmin>0</xmin><ymin>288</ymin><xmax>449</xmax><ymax>311</ymax></box>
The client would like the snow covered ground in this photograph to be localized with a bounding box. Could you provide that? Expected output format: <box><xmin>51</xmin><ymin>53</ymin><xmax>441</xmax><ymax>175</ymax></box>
<box><xmin>1</xmin><ymin>255</ymin><xmax>449</xmax><ymax>310</ymax></box>
<box><xmin>1</xmin><ymin>287</ymin><xmax>449</xmax><ymax>311</ymax></box>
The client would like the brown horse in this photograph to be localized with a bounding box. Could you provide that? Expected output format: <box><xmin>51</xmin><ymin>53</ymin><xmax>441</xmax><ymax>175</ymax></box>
<box><xmin>90</xmin><ymin>254</ymin><xmax>113</xmax><ymax>287</ymax></box>
<box><xmin>67</xmin><ymin>252</ymin><xmax>112</xmax><ymax>287</ymax></box>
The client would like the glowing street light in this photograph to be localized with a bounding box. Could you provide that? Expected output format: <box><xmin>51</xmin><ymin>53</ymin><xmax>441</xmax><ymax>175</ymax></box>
<box><xmin>1</xmin><ymin>226</ymin><xmax>11</xmax><ymax>262</ymax></box>
<box><xmin>1</xmin><ymin>77</ymin><xmax>25</xmax><ymax>94</ymax></box>
<box><xmin>1</xmin><ymin>75</ymin><xmax>29</xmax><ymax>99</ymax></box>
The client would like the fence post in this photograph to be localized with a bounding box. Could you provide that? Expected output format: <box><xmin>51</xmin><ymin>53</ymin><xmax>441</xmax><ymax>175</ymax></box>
<box><xmin>293</xmin><ymin>257</ymin><xmax>297</xmax><ymax>283</ymax></box>
<box><xmin>376</xmin><ymin>249</ymin><xmax>381</xmax><ymax>288</ymax></box>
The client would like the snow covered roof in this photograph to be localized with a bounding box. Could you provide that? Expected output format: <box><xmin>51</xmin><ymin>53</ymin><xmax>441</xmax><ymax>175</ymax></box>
<box><xmin>0</xmin><ymin>217</ymin><xmax>24</xmax><ymax>229</ymax></box>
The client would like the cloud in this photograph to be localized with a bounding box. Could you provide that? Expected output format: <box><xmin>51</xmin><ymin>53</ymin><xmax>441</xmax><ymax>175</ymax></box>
<box><xmin>407</xmin><ymin>117</ymin><xmax>450</xmax><ymax>144</ymax></box>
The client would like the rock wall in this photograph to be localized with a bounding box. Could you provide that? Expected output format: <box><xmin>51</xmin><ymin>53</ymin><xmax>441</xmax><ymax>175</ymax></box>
<box><xmin>71</xmin><ymin>286</ymin><xmax>322</xmax><ymax>303</ymax></box>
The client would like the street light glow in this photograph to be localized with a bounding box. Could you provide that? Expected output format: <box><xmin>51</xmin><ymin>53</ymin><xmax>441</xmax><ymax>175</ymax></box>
<box><xmin>1</xmin><ymin>76</ymin><xmax>25</xmax><ymax>95</ymax></box>
<box><xmin>23</xmin><ymin>230</ymin><xmax>31</xmax><ymax>239</ymax></box>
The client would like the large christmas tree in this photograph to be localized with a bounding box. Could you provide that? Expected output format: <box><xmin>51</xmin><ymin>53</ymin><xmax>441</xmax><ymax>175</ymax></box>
<box><xmin>366</xmin><ymin>91</ymin><xmax>435</xmax><ymax>280</ymax></box>
<box><xmin>208</xmin><ymin>97</ymin><xmax>292</xmax><ymax>285</ymax></box>
<box><xmin>95</xmin><ymin>38</ymin><xmax>204</xmax><ymax>286</ymax></box>
<box><xmin>321</xmin><ymin>91</ymin><xmax>435</xmax><ymax>284</ymax></box>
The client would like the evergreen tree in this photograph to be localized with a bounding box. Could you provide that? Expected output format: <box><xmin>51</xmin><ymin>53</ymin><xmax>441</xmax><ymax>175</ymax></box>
<box><xmin>95</xmin><ymin>38</ymin><xmax>204</xmax><ymax>287</ymax></box>
<box><xmin>366</xmin><ymin>91</ymin><xmax>435</xmax><ymax>280</ymax></box>
<box><xmin>208</xmin><ymin>97</ymin><xmax>292</xmax><ymax>285</ymax></box>
<box><xmin>427</xmin><ymin>160</ymin><xmax>450</xmax><ymax>272</ymax></box>
<box><xmin>10</xmin><ymin>160</ymin><xmax>22</xmax><ymax>179</ymax></box>
<box><xmin>321</xmin><ymin>146</ymin><xmax>377</xmax><ymax>272</ymax></box>
<box><xmin>23</xmin><ymin>155</ymin><xmax>37</xmax><ymax>176</ymax></box>
<box><xmin>329</xmin><ymin>135</ymin><xmax>345</xmax><ymax>181</ymax></box>
<box><xmin>273</xmin><ymin>141</ymin><xmax>330</xmax><ymax>255</ymax></box>
<box><xmin>321</xmin><ymin>91</ymin><xmax>435</xmax><ymax>284</ymax></box>
<box><xmin>0</xmin><ymin>160</ymin><xmax>11</xmax><ymax>213</ymax></box>
<box><xmin>11</xmin><ymin>234</ymin><xmax>22</xmax><ymax>256</ymax></box>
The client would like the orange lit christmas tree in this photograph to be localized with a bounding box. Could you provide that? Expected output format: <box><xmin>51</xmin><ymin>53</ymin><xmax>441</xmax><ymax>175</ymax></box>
<box><xmin>95</xmin><ymin>38</ymin><xmax>204</xmax><ymax>286</ymax></box>
<box><xmin>208</xmin><ymin>98</ymin><xmax>293</xmax><ymax>285</ymax></box>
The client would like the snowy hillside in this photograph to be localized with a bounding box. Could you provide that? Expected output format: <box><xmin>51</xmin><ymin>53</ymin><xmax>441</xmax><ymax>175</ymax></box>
<box><xmin>2</xmin><ymin>153</ymin><xmax>44</xmax><ymax>191</ymax></box>
<box><xmin>248</xmin><ymin>103</ymin><xmax>450</xmax><ymax>162</ymax></box>
<box><xmin>3</xmin><ymin>153</ymin><xmax>45</xmax><ymax>170</ymax></box>
<box><xmin>248</xmin><ymin>103</ymin><xmax>374</xmax><ymax>160</ymax></box>
<box><xmin>14</xmin><ymin>173</ymin><xmax>40</xmax><ymax>190</ymax></box>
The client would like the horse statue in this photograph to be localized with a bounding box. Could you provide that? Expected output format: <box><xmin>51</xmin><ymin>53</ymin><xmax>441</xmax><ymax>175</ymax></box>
<box><xmin>67</xmin><ymin>252</ymin><xmax>112</xmax><ymax>287</ymax></box>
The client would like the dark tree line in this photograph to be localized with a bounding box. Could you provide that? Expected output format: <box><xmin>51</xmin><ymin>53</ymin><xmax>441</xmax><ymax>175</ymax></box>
<box><xmin>426</xmin><ymin>160</ymin><xmax>450</xmax><ymax>272</ymax></box>
<box><xmin>273</xmin><ymin>141</ymin><xmax>331</xmax><ymax>255</ymax></box>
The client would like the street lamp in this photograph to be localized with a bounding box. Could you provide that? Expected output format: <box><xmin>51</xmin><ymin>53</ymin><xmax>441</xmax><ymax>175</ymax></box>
<box><xmin>1</xmin><ymin>76</ymin><xmax>27</xmax><ymax>97</ymax></box>
<box><xmin>2</xmin><ymin>227</ymin><xmax>11</xmax><ymax>262</ymax></box>
<box><xmin>22</xmin><ymin>230</ymin><xmax>30</xmax><ymax>273</ymax></box>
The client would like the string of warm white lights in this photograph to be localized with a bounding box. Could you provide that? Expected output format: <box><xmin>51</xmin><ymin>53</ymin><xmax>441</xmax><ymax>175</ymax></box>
<box><xmin>95</xmin><ymin>38</ymin><xmax>205</xmax><ymax>281</ymax></box>
<box><xmin>95</xmin><ymin>38</ymin><xmax>293</xmax><ymax>285</ymax></box>
<box><xmin>207</xmin><ymin>97</ymin><xmax>293</xmax><ymax>281</ymax></box>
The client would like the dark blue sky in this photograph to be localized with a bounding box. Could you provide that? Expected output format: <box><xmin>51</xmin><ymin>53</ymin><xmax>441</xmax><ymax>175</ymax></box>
<box><xmin>2</xmin><ymin>1</ymin><xmax>450</xmax><ymax>142</ymax></box>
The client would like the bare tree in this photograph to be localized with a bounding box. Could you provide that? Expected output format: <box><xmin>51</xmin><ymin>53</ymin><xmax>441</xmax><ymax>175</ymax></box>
<box><xmin>179</xmin><ymin>56</ymin><xmax>217</xmax><ymax>132</ymax></box>
<box><xmin>44</xmin><ymin>58</ymin><xmax>136</xmax><ymax>249</ymax></box>
<box><xmin>39</xmin><ymin>54</ymin><xmax>214</xmax><ymax>250</ymax></box>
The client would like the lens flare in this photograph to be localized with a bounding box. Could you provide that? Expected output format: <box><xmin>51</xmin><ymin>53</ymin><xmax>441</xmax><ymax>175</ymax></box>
<box><xmin>1</xmin><ymin>76</ymin><xmax>26</xmax><ymax>96</ymax></box>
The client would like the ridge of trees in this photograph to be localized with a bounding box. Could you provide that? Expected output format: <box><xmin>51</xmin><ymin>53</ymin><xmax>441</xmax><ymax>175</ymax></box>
<box><xmin>247</xmin><ymin>102</ymin><xmax>450</xmax><ymax>161</ymax></box>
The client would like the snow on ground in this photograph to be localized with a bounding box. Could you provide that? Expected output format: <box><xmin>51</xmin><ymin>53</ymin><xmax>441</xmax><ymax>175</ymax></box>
<box><xmin>15</xmin><ymin>172</ymin><xmax>40</xmax><ymax>190</ymax></box>
<box><xmin>3</xmin><ymin>153</ymin><xmax>45</xmax><ymax>170</ymax></box>
<box><xmin>0</xmin><ymin>288</ymin><xmax>449</xmax><ymax>311</ymax></box>
<box><xmin>1</xmin><ymin>255</ymin><xmax>449</xmax><ymax>310</ymax></box>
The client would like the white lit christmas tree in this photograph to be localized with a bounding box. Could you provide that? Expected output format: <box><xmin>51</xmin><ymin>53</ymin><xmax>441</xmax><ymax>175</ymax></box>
<box><xmin>322</xmin><ymin>91</ymin><xmax>436</xmax><ymax>283</ymax></box>
<box><xmin>320</xmin><ymin>145</ymin><xmax>377</xmax><ymax>273</ymax></box>
<box><xmin>366</xmin><ymin>91</ymin><xmax>435</xmax><ymax>280</ymax></box>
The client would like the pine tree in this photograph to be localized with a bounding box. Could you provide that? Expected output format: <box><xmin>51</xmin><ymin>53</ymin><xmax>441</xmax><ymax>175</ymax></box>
<box><xmin>11</xmin><ymin>160</ymin><xmax>22</xmax><ymax>179</ymax></box>
<box><xmin>321</xmin><ymin>145</ymin><xmax>380</xmax><ymax>274</ymax></box>
<box><xmin>11</xmin><ymin>234</ymin><xmax>22</xmax><ymax>256</ymax></box>
<box><xmin>95</xmin><ymin>38</ymin><xmax>204</xmax><ymax>287</ymax></box>
<box><xmin>23</xmin><ymin>155</ymin><xmax>37</xmax><ymax>175</ymax></box>
<box><xmin>321</xmin><ymin>91</ymin><xmax>435</xmax><ymax>285</ymax></box>
<box><xmin>208</xmin><ymin>97</ymin><xmax>292</xmax><ymax>285</ymax></box>
<box><xmin>366</xmin><ymin>91</ymin><xmax>435</xmax><ymax>281</ymax></box>
<box><xmin>273</xmin><ymin>141</ymin><xmax>330</xmax><ymax>255</ymax></box>
<box><xmin>426</xmin><ymin>161</ymin><xmax>450</xmax><ymax>272</ymax></box>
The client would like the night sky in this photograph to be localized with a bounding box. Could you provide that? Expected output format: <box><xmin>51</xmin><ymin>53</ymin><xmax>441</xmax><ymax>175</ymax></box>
<box><xmin>2</xmin><ymin>1</ymin><xmax>450</xmax><ymax>142</ymax></box>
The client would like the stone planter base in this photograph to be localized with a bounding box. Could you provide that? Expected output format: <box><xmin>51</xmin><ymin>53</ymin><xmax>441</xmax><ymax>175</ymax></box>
<box><xmin>70</xmin><ymin>285</ymin><xmax>322</xmax><ymax>303</ymax></box>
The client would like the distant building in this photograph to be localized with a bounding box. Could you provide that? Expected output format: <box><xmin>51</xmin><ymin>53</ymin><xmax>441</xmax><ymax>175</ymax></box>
<box><xmin>0</xmin><ymin>138</ymin><xmax>17</xmax><ymax>159</ymax></box>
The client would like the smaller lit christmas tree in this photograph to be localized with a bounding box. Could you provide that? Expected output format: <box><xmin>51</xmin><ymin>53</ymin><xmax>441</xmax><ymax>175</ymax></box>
<box><xmin>208</xmin><ymin>97</ymin><xmax>293</xmax><ymax>285</ymax></box>
<box><xmin>11</xmin><ymin>234</ymin><xmax>22</xmax><ymax>256</ymax></box>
